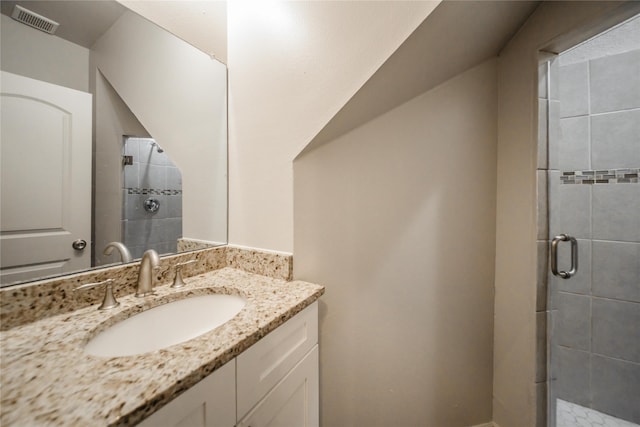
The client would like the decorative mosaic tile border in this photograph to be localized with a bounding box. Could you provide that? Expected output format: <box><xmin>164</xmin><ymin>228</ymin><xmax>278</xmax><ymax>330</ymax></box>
<box><xmin>557</xmin><ymin>399</ymin><xmax>639</xmax><ymax>427</ymax></box>
<box><xmin>127</xmin><ymin>188</ymin><xmax>183</xmax><ymax>195</ymax></box>
<box><xmin>560</xmin><ymin>168</ymin><xmax>639</xmax><ymax>184</ymax></box>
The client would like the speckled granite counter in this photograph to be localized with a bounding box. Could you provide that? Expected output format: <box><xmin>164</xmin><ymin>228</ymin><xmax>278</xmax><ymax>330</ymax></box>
<box><xmin>0</xmin><ymin>267</ymin><xmax>324</xmax><ymax>426</ymax></box>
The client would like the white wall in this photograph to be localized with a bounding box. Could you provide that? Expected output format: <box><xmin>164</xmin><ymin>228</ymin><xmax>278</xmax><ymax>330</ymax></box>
<box><xmin>294</xmin><ymin>59</ymin><xmax>498</xmax><ymax>426</ymax></box>
<box><xmin>91</xmin><ymin>11</ymin><xmax>227</xmax><ymax>245</ymax></box>
<box><xmin>0</xmin><ymin>14</ymin><xmax>89</xmax><ymax>92</ymax></box>
<box><xmin>227</xmin><ymin>1</ymin><xmax>439</xmax><ymax>253</ymax></box>
<box><xmin>92</xmin><ymin>71</ymin><xmax>149</xmax><ymax>266</ymax></box>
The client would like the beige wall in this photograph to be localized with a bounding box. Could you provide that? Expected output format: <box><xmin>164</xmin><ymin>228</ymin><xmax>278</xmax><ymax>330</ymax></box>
<box><xmin>92</xmin><ymin>71</ymin><xmax>149</xmax><ymax>266</ymax></box>
<box><xmin>294</xmin><ymin>59</ymin><xmax>497</xmax><ymax>426</ymax></box>
<box><xmin>493</xmin><ymin>2</ymin><xmax>638</xmax><ymax>425</ymax></box>
<box><xmin>0</xmin><ymin>14</ymin><xmax>89</xmax><ymax>92</ymax></box>
<box><xmin>91</xmin><ymin>11</ymin><xmax>228</xmax><ymax>245</ymax></box>
<box><xmin>227</xmin><ymin>1</ymin><xmax>439</xmax><ymax>253</ymax></box>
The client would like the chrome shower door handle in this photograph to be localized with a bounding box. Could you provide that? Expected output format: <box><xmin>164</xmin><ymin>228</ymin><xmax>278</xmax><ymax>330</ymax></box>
<box><xmin>551</xmin><ymin>234</ymin><xmax>578</xmax><ymax>279</ymax></box>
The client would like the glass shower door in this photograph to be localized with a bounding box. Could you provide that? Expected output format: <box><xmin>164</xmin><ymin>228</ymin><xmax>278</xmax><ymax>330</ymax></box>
<box><xmin>546</xmin><ymin>16</ymin><xmax>640</xmax><ymax>427</ymax></box>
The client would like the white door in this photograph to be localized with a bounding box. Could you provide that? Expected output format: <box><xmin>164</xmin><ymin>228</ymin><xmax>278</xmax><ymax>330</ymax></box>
<box><xmin>1</xmin><ymin>71</ymin><xmax>92</xmax><ymax>285</ymax></box>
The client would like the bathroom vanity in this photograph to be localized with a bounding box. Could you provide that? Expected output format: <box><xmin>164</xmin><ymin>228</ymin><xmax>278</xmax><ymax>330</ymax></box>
<box><xmin>0</xmin><ymin>260</ymin><xmax>323</xmax><ymax>426</ymax></box>
<box><xmin>140</xmin><ymin>302</ymin><xmax>318</xmax><ymax>427</ymax></box>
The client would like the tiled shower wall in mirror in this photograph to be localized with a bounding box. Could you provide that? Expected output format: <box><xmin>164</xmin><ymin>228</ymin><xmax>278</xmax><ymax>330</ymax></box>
<box><xmin>541</xmin><ymin>14</ymin><xmax>640</xmax><ymax>427</ymax></box>
<box><xmin>122</xmin><ymin>137</ymin><xmax>182</xmax><ymax>259</ymax></box>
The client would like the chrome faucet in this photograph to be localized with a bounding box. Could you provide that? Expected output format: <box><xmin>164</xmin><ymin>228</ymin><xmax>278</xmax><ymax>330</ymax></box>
<box><xmin>103</xmin><ymin>242</ymin><xmax>133</xmax><ymax>263</ymax></box>
<box><xmin>136</xmin><ymin>249</ymin><xmax>159</xmax><ymax>297</ymax></box>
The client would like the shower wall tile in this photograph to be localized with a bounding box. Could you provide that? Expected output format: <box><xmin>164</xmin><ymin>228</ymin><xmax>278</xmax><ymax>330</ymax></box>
<box><xmin>124</xmin><ymin>138</ymin><xmax>139</xmax><ymax>157</ymax></box>
<box><xmin>592</xmin><ymin>298</ymin><xmax>640</xmax><ymax>363</ymax></box>
<box><xmin>123</xmin><ymin>163</ymin><xmax>139</xmax><ymax>188</ymax></box>
<box><xmin>124</xmin><ymin>193</ymin><xmax>146</xmax><ymax>221</ymax></box>
<box><xmin>155</xmin><ymin>242</ymin><xmax>173</xmax><ymax>256</ymax></box>
<box><xmin>548</xmin><ymin>100</ymin><xmax>561</xmax><ymax>170</ymax></box>
<box><xmin>537</xmin><ymin>170</ymin><xmax>548</xmax><ymax>240</ymax></box>
<box><xmin>536</xmin><ymin>311</ymin><xmax>547</xmax><ymax>383</ymax></box>
<box><xmin>536</xmin><ymin>240</ymin><xmax>548</xmax><ymax>311</ymax></box>
<box><xmin>592</xmin><ymin>241</ymin><xmax>640</xmax><ymax>303</ymax></box>
<box><xmin>152</xmin><ymin>219</ymin><xmax>171</xmax><ymax>243</ymax></box>
<box><xmin>549</xmin><ymin>171</ymin><xmax>592</xmax><ymax>239</ymax></box>
<box><xmin>551</xmin><ymin>238</ymin><xmax>591</xmax><ymax>297</ymax></box>
<box><xmin>136</xmin><ymin>138</ymin><xmax>151</xmax><ymax>158</ymax></box>
<box><xmin>129</xmin><ymin>245</ymin><xmax>144</xmax><ymax>260</ymax></box>
<box><xmin>559</xmin><ymin>62</ymin><xmax>589</xmax><ymax>118</ymax></box>
<box><xmin>548</xmin><ymin>385</ymin><xmax>558</xmax><ymax>427</ymax></box>
<box><xmin>591</xmin><ymin>355</ymin><xmax>640</xmax><ymax>423</ymax></box>
<box><xmin>155</xmin><ymin>195</ymin><xmax>169</xmax><ymax>220</ymax></box>
<box><xmin>123</xmin><ymin>219</ymin><xmax>150</xmax><ymax>247</ymax></box>
<box><xmin>554</xmin><ymin>346</ymin><xmax>591</xmax><ymax>406</ymax></box>
<box><xmin>591</xmin><ymin>109</ymin><xmax>640</xmax><ymax>170</ymax></box>
<box><xmin>535</xmin><ymin>382</ymin><xmax>547</xmax><ymax>427</ymax></box>
<box><xmin>166</xmin><ymin>167</ymin><xmax>182</xmax><ymax>191</ymax></box>
<box><xmin>592</xmin><ymin>184</ymin><xmax>640</xmax><ymax>242</ymax></box>
<box><xmin>167</xmin><ymin>195</ymin><xmax>183</xmax><ymax>218</ymax></box>
<box><xmin>590</xmin><ymin>49</ymin><xmax>640</xmax><ymax>114</ymax></box>
<box><xmin>548</xmin><ymin>310</ymin><xmax>558</xmax><ymax>371</ymax></box>
<box><xmin>549</xmin><ymin>57</ymin><xmax>560</xmax><ymax>101</ymax></box>
<box><xmin>558</xmin><ymin>116</ymin><xmax>590</xmax><ymax>171</ymax></box>
<box><xmin>538</xmin><ymin>99</ymin><xmax>548</xmax><ymax>170</ymax></box>
<box><xmin>556</xmin><ymin>292</ymin><xmax>591</xmax><ymax>350</ymax></box>
<box><xmin>539</xmin><ymin>62</ymin><xmax>548</xmax><ymax>99</ymax></box>
<box><xmin>165</xmin><ymin>218</ymin><xmax>182</xmax><ymax>238</ymax></box>
<box><xmin>149</xmin><ymin>150</ymin><xmax>169</xmax><ymax>167</ymax></box>
<box><xmin>140</xmin><ymin>164</ymin><xmax>166</xmax><ymax>189</ymax></box>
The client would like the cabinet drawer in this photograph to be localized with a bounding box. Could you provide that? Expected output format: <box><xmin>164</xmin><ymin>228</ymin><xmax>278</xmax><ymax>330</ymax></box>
<box><xmin>236</xmin><ymin>302</ymin><xmax>318</xmax><ymax>419</ymax></box>
<box><xmin>237</xmin><ymin>345</ymin><xmax>319</xmax><ymax>427</ymax></box>
<box><xmin>138</xmin><ymin>359</ymin><xmax>236</xmax><ymax>427</ymax></box>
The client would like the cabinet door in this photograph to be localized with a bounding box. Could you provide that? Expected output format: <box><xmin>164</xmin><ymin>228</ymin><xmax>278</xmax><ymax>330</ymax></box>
<box><xmin>237</xmin><ymin>345</ymin><xmax>319</xmax><ymax>427</ymax></box>
<box><xmin>237</xmin><ymin>302</ymin><xmax>318</xmax><ymax>418</ymax></box>
<box><xmin>138</xmin><ymin>360</ymin><xmax>235</xmax><ymax>427</ymax></box>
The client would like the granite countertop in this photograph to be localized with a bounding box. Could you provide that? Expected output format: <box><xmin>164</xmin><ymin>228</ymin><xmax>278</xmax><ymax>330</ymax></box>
<box><xmin>0</xmin><ymin>267</ymin><xmax>324</xmax><ymax>426</ymax></box>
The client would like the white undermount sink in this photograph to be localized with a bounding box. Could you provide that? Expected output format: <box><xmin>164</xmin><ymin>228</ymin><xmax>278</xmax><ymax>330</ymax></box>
<box><xmin>84</xmin><ymin>294</ymin><xmax>246</xmax><ymax>357</ymax></box>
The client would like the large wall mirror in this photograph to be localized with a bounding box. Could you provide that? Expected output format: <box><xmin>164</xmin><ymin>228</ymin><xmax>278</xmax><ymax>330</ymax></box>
<box><xmin>0</xmin><ymin>1</ymin><xmax>228</xmax><ymax>287</ymax></box>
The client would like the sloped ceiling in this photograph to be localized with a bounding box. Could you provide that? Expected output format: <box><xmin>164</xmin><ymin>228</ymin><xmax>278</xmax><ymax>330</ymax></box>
<box><xmin>0</xmin><ymin>1</ymin><xmax>126</xmax><ymax>48</ymax></box>
<box><xmin>0</xmin><ymin>1</ymin><xmax>227</xmax><ymax>62</ymax></box>
<box><xmin>299</xmin><ymin>0</ymin><xmax>540</xmax><ymax>156</ymax></box>
<box><xmin>117</xmin><ymin>1</ymin><xmax>227</xmax><ymax>63</ymax></box>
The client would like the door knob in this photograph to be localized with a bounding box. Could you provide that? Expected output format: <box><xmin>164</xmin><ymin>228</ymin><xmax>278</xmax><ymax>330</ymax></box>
<box><xmin>72</xmin><ymin>239</ymin><xmax>87</xmax><ymax>251</ymax></box>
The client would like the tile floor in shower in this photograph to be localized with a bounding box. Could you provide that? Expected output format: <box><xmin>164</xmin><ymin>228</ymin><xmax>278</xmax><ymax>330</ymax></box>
<box><xmin>557</xmin><ymin>400</ymin><xmax>639</xmax><ymax>427</ymax></box>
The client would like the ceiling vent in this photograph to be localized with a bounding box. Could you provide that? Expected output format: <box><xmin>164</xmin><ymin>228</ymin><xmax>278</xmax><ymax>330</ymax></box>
<box><xmin>11</xmin><ymin>5</ymin><xmax>59</xmax><ymax>35</ymax></box>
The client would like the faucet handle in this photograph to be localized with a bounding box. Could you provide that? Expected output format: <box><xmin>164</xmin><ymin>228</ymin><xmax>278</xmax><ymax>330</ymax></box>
<box><xmin>171</xmin><ymin>260</ymin><xmax>197</xmax><ymax>289</ymax></box>
<box><xmin>75</xmin><ymin>279</ymin><xmax>120</xmax><ymax>310</ymax></box>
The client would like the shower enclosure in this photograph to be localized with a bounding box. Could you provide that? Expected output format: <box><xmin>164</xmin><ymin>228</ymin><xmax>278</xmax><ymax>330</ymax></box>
<box><xmin>541</xmin><ymin>15</ymin><xmax>640</xmax><ymax>427</ymax></box>
<box><xmin>122</xmin><ymin>136</ymin><xmax>183</xmax><ymax>260</ymax></box>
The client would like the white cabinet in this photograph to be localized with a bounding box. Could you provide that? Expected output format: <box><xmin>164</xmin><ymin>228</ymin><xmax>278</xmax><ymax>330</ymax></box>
<box><xmin>236</xmin><ymin>303</ymin><xmax>318</xmax><ymax>418</ymax></box>
<box><xmin>137</xmin><ymin>302</ymin><xmax>319</xmax><ymax>427</ymax></box>
<box><xmin>236</xmin><ymin>345</ymin><xmax>319</xmax><ymax>427</ymax></box>
<box><xmin>139</xmin><ymin>359</ymin><xmax>236</xmax><ymax>427</ymax></box>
